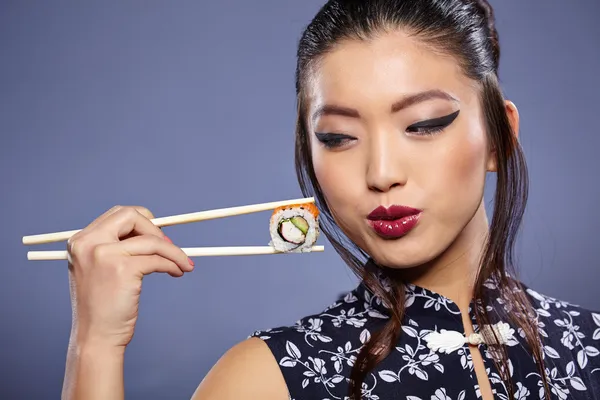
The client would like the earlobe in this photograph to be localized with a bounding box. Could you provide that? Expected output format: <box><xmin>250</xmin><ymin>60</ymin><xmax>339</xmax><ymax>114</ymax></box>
<box><xmin>486</xmin><ymin>149</ymin><xmax>497</xmax><ymax>172</ymax></box>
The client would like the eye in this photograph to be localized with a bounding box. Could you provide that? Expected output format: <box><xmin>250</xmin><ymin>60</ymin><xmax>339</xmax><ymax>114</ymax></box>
<box><xmin>406</xmin><ymin>110</ymin><xmax>460</xmax><ymax>136</ymax></box>
<box><xmin>314</xmin><ymin>132</ymin><xmax>356</xmax><ymax>149</ymax></box>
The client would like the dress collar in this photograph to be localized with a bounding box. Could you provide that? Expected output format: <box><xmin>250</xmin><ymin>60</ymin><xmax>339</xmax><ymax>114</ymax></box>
<box><xmin>355</xmin><ymin>260</ymin><xmax>504</xmax><ymax>324</ymax></box>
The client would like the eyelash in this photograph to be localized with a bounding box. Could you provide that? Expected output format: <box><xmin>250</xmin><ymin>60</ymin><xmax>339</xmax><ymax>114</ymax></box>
<box><xmin>315</xmin><ymin>110</ymin><xmax>459</xmax><ymax>148</ymax></box>
<box><xmin>406</xmin><ymin>110</ymin><xmax>460</xmax><ymax>136</ymax></box>
<box><xmin>314</xmin><ymin>133</ymin><xmax>355</xmax><ymax>149</ymax></box>
<box><xmin>405</xmin><ymin>125</ymin><xmax>445</xmax><ymax>136</ymax></box>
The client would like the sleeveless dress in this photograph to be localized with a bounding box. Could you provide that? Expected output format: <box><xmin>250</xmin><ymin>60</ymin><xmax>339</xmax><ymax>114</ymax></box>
<box><xmin>250</xmin><ymin>275</ymin><xmax>600</xmax><ymax>399</ymax></box>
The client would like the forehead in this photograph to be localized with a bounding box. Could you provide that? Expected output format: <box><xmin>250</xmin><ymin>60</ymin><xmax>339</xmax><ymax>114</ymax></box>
<box><xmin>306</xmin><ymin>30</ymin><xmax>476</xmax><ymax>107</ymax></box>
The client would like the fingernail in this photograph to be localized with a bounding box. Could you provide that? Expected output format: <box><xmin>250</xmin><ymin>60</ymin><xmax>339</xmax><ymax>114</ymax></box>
<box><xmin>164</xmin><ymin>236</ymin><xmax>173</xmax><ymax>244</ymax></box>
<box><xmin>188</xmin><ymin>257</ymin><xmax>195</xmax><ymax>267</ymax></box>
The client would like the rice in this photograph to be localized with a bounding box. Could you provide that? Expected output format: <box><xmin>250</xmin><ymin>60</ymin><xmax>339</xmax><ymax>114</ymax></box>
<box><xmin>269</xmin><ymin>203</ymin><xmax>320</xmax><ymax>253</ymax></box>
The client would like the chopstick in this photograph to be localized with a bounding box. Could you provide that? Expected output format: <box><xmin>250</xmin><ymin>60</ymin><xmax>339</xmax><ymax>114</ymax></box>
<box><xmin>27</xmin><ymin>245</ymin><xmax>325</xmax><ymax>260</ymax></box>
<box><xmin>22</xmin><ymin>197</ymin><xmax>315</xmax><ymax>245</ymax></box>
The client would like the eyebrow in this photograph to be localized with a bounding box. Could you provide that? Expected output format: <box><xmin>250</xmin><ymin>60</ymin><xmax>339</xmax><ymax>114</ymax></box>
<box><xmin>311</xmin><ymin>89</ymin><xmax>459</xmax><ymax>122</ymax></box>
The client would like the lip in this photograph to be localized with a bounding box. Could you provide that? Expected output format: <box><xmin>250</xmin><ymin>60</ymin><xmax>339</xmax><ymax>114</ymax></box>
<box><xmin>367</xmin><ymin>205</ymin><xmax>422</xmax><ymax>220</ymax></box>
<box><xmin>367</xmin><ymin>205</ymin><xmax>422</xmax><ymax>239</ymax></box>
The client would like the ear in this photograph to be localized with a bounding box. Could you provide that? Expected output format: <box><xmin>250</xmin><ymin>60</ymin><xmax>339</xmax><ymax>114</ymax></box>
<box><xmin>505</xmin><ymin>100</ymin><xmax>520</xmax><ymax>140</ymax></box>
<box><xmin>486</xmin><ymin>100</ymin><xmax>520</xmax><ymax>172</ymax></box>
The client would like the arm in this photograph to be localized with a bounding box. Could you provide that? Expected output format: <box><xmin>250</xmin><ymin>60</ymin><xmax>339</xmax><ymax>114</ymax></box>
<box><xmin>60</xmin><ymin>205</ymin><xmax>194</xmax><ymax>400</ymax></box>
<box><xmin>61</xmin><ymin>341</ymin><xmax>125</xmax><ymax>400</ymax></box>
<box><xmin>191</xmin><ymin>338</ymin><xmax>289</xmax><ymax>400</ymax></box>
<box><xmin>61</xmin><ymin>338</ymin><xmax>286</xmax><ymax>400</ymax></box>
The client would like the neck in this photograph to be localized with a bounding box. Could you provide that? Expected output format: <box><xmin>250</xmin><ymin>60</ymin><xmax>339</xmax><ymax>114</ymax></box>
<box><xmin>397</xmin><ymin>198</ymin><xmax>490</xmax><ymax>312</ymax></box>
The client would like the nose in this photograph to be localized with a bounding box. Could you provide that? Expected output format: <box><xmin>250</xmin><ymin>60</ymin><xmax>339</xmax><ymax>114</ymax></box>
<box><xmin>365</xmin><ymin>130</ymin><xmax>407</xmax><ymax>193</ymax></box>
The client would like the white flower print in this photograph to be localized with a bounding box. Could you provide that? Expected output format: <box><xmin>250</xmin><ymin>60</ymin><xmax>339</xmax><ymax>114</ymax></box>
<box><xmin>326</xmin><ymin>307</ymin><xmax>368</xmax><ymax>328</ymax></box>
<box><xmin>293</xmin><ymin>317</ymin><xmax>333</xmax><ymax>346</ymax></box>
<box><xmin>406</xmin><ymin>388</ymin><xmax>466</xmax><ymax>400</ymax></box>
<box><xmin>457</xmin><ymin>347</ymin><xmax>474</xmax><ymax>371</ymax></box>
<box><xmin>552</xmin><ymin>309</ymin><xmax>599</xmax><ymax>368</ymax></box>
<box><xmin>482</xmin><ymin>350</ymin><xmax>515</xmax><ymax>379</ymax></box>
<box><xmin>514</xmin><ymin>382</ymin><xmax>530</xmax><ymax>399</ymax></box>
<box><xmin>487</xmin><ymin>370</ymin><xmax>511</xmax><ymax>400</ymax></box>
<box><xmin>279</xmin><ymin>340</ymin><xmax>346</xmax><ymax>398</ymax></box>
<box><xmin>527</xmin><ymin>288</ymin><xmax>577</xmax><ymax>310</ymax></box>
<box><xmin>527</xmin><ymin>363</ymin><xmax>589</xmax><ymax>399</ymax></box>
<box><xmin>431</xmin><ymin>388</ymin><xmax>452</xmax><ymax>400</ymax></box>
<box><xmin>405</xmin><ymin>284</ymin><xmax>461</xmax><ymax>315</ymax></box>
<box><xmin>319</xmin><ymin>340</ymin><xmax>359</xmax><ymax>373</ymax></box>
<box><xmin>593</xmin><ymin>313</ymin><xmax>600</xmax><ymax>340</ymax></box>
<box><xmin>378</xmin><ymin>321</ymin><xmax>446</xmax><ymax>384</ymax></box>
<box><xmin>249</xmin><ymin>327</ymin><xmax>283</xmax><ymax>340</ymax></box>
<box><xmin>341</xmin><ymin>373</ymin><xmax>380</xmax><ymax>400</ymax></box>
<box><xmin>251</xmin><ymin>280</ymin><xmax>600</xmax><ymax>400</ymax></box>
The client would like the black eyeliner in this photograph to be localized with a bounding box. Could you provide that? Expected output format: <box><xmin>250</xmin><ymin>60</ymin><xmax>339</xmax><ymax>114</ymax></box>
<box><xmin>408</xmin><ymin>109</ymin><xmax>460</xmax><ymax>129</ymax></box>
<box><xmin>314</xmin><ymin>132</ymin><xmax>355</xmax><ymax>149</ymax></box>
<box><xmin>315</xmin><ymin>132</ymin><xmax>352</xmax><ymax>140</ymax></box>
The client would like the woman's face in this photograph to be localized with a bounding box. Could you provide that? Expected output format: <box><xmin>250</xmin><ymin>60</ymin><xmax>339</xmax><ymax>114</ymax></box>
<box><xmin>308</xmin><ymin>30</ymin><xmax>498</xmax><ymax>269</ymax></box>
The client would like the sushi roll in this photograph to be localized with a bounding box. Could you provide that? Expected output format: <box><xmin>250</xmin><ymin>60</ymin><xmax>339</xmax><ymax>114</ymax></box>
<box><xmin>269</xmin><ymin>202</ymin><xmax>320</xmax><ymax>252</ymax></box>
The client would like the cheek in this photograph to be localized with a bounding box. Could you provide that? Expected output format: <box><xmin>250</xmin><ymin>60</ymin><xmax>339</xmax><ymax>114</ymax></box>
<box><xmin>312</xmin><ymin>149</ymin><xmax>350</xmax><ymax>204</ymax></box>
<box><xmin>312</xmin><ymin>145</ymin><xmax>364</xmax><ymax>227</ymax></box>
<box><xmin>425</xmin><ymin>131</ymin><xmax>488</xmax><ymax>218</ymax></box>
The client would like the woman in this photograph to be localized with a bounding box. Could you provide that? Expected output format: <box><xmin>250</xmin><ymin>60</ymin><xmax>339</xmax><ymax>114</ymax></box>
<box><xmin>61</xmin><ymin>0</ymin><xmax>600</xmax><ymax>399</ymax></box>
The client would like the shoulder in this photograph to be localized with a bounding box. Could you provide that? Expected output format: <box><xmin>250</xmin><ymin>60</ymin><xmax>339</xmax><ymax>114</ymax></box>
<box><xmin>250</xmin><ymin>285</ymin><xmax>386</xmax><ymax>349</ymax></box>
<box><xmin>523</xmin><ymin>284</ymin><xmax>599</xmax><ymax>321</ymax></box>
<box><xmin>192</xmin><ymin>286</ymin><xmax>381</xmax><ymax>400</ymax></box>
<box><xmin>245</xmin><ymin>285</ymin><xmax>389</xmax><ymax>397</ymax></box>
<box><xmin>522</xmin><ymin>284</ymin><xmax>600</xmax><ymax>369</ymax></box>
<box><xmin>191</xmin><ymin>337</ymin><xmax>288</xmax><ymax>400</ymax></box>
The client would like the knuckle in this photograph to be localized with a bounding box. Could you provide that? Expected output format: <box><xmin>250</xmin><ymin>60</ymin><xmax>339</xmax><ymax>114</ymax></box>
<box><xmin>91</xmin><ymin>243</ymin><xmax>111</xmax><ymax>261</ymax></box>
<box><xmin>170</xmin><ymin>261</ymin><xmax>184</xmax><ymax>276</ymax></box>
<box><xmin>149</xmin><ymin>234</ymin><xmax>164</xmax><ymax>247</ymax></box>
<box><xmin>67</xmin><ymin>235</ymin><xmax>91</xmax><ymax>258</ymax></box>
<box><xmin>100</xmin><ymin>205</ymin><xmax>123</xmax><ymax>220</ymax></box>
<box><xmin>66</xmin><ymin>235</ymin><xmax>78</xmax><ymax>254</ymax></box>
<box><xmin>114</xmin><ymin>258</ymin><xmax>131</xmax><ymax>276</ymax></box>
<box><xmin>119</xmin><ymin>206</ymin><xmax>139</xmax><ymax>220</ymax></box>
<box><xmin>108</xmin><ymin>205</ymin><xmax>122</xmax><ymax>213</ymax></box>
<box><xmin>133</xmin><ymin>206</ymin><xmax>155</xmax><ymax>220</ymax></box>
<box><xmin>139</xmin><ymin>234</ymin><xmax>160</xmax><ymax>247</ymax></box>
<box><xmin>179</xmin><ymin>252</ymin><xmax>189</xmax><ymax>264</ymax></box>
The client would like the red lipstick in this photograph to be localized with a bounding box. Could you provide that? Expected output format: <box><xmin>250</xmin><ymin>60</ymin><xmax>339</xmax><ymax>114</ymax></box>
<box><xmin>367</xmin><ymin>205</ymin><xmax>422</xmax><ymax>239</ymax></box>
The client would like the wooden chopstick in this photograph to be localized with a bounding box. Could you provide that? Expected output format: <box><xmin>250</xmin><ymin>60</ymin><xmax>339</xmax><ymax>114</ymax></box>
<box><xmin>27</xmin><ymin>245</ymin><xmax>325</xmax><ymax>260</ymax></box>
<box><xmin>22</xmin><ymin>197</ymin><xmax>315</xmax><ymax>246</ymax></box>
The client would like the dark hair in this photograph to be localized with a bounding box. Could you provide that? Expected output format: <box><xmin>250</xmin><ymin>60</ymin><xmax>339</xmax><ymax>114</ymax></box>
<box><xmin>293</xmin><ymin>0</ymin><xmax>550</xmax><ymax>399</ymax></box>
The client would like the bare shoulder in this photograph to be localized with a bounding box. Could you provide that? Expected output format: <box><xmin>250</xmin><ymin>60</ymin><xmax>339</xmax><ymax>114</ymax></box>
<box><xmin>191</xmin><ymin>337</ymin><xmax>288</xmax><ymax>400</ymax></box>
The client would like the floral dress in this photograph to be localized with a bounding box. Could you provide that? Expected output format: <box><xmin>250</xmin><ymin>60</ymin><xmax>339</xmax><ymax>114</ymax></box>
<box><xmin>251</xmin><ymin>276</ymin><xmax>600</xmax><ymax>399</ymax></box>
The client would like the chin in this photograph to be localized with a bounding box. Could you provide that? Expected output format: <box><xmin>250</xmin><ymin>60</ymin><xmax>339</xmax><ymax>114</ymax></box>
<box><xmin>369</xmin><ymin>251</ymin><xmax>427</xmax><ymax>270</ymax></box>
<box><xmin>363</xmin><ymin>234</ymin><xmax>444</xmax><ymax>270</ymax></box>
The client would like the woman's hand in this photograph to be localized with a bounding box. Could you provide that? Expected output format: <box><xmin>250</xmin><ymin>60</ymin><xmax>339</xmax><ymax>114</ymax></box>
<box><xmin>66</xmin><ymin>205</ymin><xmax>194</xmax><ymax>350</ymax></box>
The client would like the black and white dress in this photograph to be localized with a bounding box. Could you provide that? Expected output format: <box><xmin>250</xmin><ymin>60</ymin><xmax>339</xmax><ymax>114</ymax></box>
<box><xmin>251</xmin><ymin>273</ymin><xmax>600</xmax><ymax>399</ymax></box>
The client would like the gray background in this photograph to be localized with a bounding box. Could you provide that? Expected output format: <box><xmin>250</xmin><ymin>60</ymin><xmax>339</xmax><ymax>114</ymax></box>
<box><xmin>1</xmin><ymin>1</ymin><xmax>599</xmax><ymax>398</ymax></box>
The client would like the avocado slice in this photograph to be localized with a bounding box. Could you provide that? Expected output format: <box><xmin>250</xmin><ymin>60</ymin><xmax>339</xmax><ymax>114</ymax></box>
<box><xmin>290</xmin><ymin>216</ymin><xmax>309</xmax><ymax>234</ymax></box>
